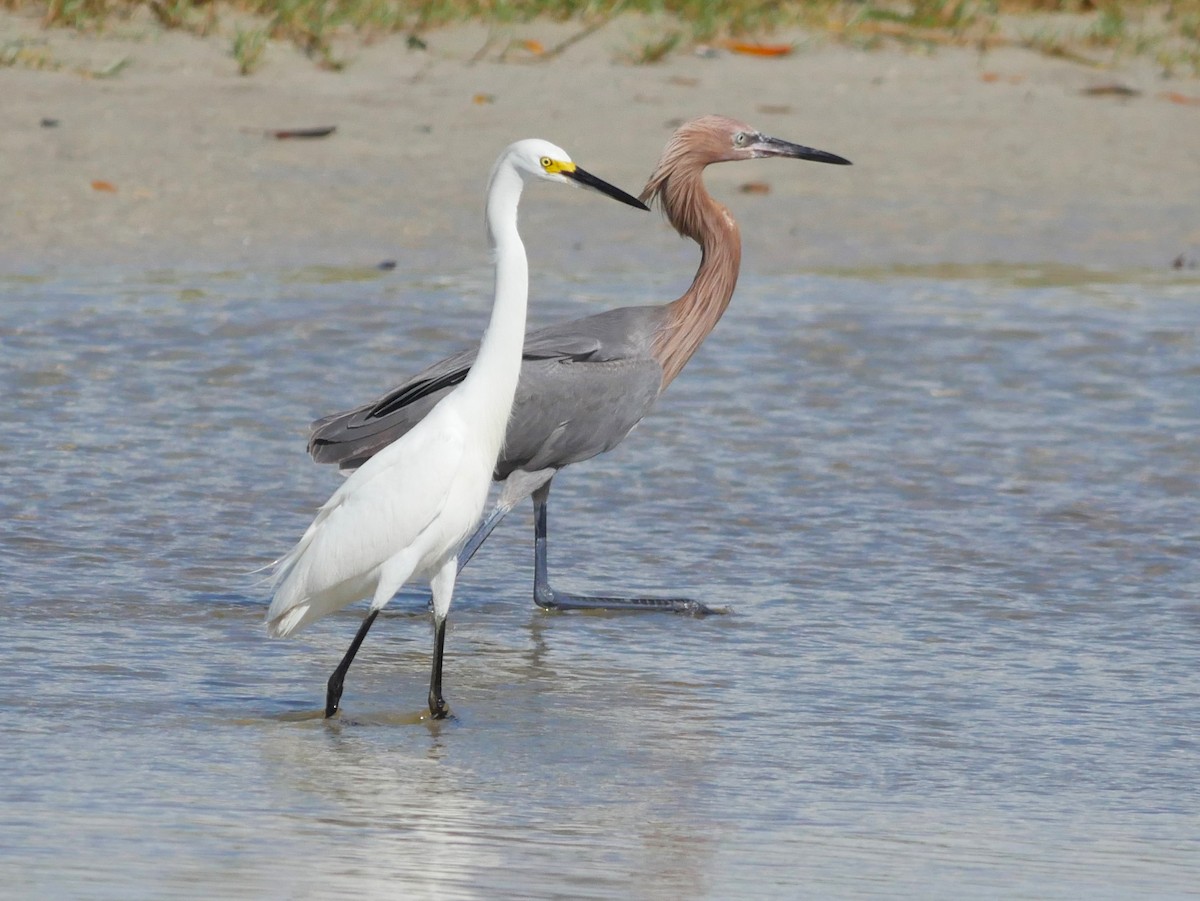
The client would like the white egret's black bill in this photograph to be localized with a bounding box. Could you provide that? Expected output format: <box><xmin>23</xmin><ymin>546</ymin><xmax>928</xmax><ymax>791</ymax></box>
<box><xmin>753</xmin><ymin>135</ymin><xmax>852</xmax><ymax>166</ymax></box>
<box><xmin>565</xmin><ymin>167</ymin><xmax>651</xmax><ymax>210</ymax></box>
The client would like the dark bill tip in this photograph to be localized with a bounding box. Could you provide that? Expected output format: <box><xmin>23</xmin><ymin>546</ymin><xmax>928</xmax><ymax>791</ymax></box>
<box><xmin>756</xmin><ymin>135</ymin><xmax>852</xmax><ymax>166</ymax></box>
<box><xmin>565</xmin><ymin>166</ymin><xmax>651</xmax><ymax>211</ymax></box>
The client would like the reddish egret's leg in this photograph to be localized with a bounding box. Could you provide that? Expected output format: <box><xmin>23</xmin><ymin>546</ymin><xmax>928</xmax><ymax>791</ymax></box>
<box><xmin>454</xmin><ymin>474</ymin><xmax>723</xmax><ymax>615</ymax></box>
<box><xmin>456</xmin><ymin>469</ymin><xmax>547</xmax><ymax>572</ymax></box>
<box><xmin>456</xmin><ymin>502</ymin><xmax>515</xmax><ymax>573</ymax></box>
<box><xmin>325</xmin><ymin>609</ymin><xmax>380</xmax><ymax>717</ymax></box>
<box><xmin>531</xmin><ymin>480</ymin><xmax>724</xmax><ymax>616</ymax></box>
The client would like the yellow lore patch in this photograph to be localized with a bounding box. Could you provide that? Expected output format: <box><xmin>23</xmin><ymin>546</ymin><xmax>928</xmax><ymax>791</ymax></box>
<box><xmin>540</xmin><ymin>157</ymin><xmax>576</xmax><ymax>175</ymax></box>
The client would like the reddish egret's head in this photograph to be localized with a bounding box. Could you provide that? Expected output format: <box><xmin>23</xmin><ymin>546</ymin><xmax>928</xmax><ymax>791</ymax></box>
<box><xmin>641</xmin><ymin>115</ymin><xmax>851</xmax><ymax>206</ymax></box>
<box><xmin>642</xmin><ymin>116</ymin><xmax>851</xmax><ymax>382</ymax></box>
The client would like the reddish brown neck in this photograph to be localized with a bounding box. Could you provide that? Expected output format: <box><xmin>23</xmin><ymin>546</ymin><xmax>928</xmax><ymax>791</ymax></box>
<box><xmin>650</xmin><ymin>168</ymin><xmax>742</xmax><ymax>388</ymax></box>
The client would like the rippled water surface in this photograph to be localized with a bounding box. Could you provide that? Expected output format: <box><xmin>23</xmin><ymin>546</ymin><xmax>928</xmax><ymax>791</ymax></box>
<box><xmin>2</xmin><ymin>264</ymin><xmax>1198</xmax><ymax>899</ymax></box>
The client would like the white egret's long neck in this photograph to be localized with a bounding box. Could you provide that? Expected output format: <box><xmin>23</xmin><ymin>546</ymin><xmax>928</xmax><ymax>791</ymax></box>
<box><xmin>458</xmin><ymin>159</ymin><xmax>529</xmax><ymax>451</ymax></box>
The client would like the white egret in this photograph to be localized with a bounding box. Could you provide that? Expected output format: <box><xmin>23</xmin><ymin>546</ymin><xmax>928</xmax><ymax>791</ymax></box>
<box><xmin>266</xmin><ymin>139</ymin><xmax>648</xmax><ymax>719</ymax></box>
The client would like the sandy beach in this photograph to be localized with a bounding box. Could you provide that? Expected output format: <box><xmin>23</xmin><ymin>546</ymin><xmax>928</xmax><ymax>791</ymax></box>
<box><xmin>3</xmin><ymin>9</ymin><xmax>1198</xmax><ymax>274</ymax></box>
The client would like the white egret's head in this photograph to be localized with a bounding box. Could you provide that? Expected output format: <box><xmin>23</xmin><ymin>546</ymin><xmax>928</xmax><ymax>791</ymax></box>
<box><xmin>505</xmin><ymin>139</ymin><xmax>648</xmax><ymax>210</ymax></box>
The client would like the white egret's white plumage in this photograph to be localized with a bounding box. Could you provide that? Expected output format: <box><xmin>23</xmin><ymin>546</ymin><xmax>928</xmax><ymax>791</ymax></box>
<box><xmin>266</xmin><ymin>139</ymin><xmax>648</xmax><ymax>718</ymax></box>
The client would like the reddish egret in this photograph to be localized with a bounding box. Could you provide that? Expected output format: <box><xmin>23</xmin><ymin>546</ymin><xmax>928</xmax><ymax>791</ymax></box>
<box><xmin>309</xmin><ymin>115</ymin><xmax>850</xmax><ymax>617</ymax></box>
<box><xmin>267</xmin><ymin>140</ymin><xmax>648</xmax><ymax>719</ymax></box>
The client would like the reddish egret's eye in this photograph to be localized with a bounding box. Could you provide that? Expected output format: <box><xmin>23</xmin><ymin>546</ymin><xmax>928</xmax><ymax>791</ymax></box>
<box><xmin>733</xmin><ymin>132</ymin><xmax>748</xmax><ymax>147</ymax></box>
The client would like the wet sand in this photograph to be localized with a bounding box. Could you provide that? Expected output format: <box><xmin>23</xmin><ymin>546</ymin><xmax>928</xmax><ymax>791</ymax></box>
<box><xmin>3</xmin><ymin>10</ymin><xmax>1198</xmax><ymax>273</ymax></box>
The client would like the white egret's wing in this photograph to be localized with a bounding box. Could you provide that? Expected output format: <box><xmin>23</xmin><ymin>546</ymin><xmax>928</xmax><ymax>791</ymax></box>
<box><xmin>268</xmin><ymin>412</ymin><xmax>467</xmax><ymax>634</ymax></box>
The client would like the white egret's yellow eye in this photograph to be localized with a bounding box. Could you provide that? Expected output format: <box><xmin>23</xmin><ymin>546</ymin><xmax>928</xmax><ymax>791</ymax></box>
<box><xmin>540</xmin><ymin>156</ymin><xmax>553</xmax><ymax>170</ymax></box>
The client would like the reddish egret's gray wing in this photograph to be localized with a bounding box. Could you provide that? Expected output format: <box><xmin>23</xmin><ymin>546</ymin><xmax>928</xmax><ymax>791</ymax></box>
<box><xmin>309</xmin><ymin>305</ymin><xmax>667</xmax><ymax>474</ymax></box>
<box><xmin>497</xmin><ymin>306</ymin><xmax>666</xmax><ymax>478</ymax></box>
<box><xmin>308</xmin><ymin>345</ymin><xmax>478</xmax><ymax>469</ymax></box>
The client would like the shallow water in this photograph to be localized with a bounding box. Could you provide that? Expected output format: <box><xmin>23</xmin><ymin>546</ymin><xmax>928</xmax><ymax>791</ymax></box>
<box><xmin>2</xmin><ymin>264</ymin><xmax>1198</xmax><ymax>899</ymax></box>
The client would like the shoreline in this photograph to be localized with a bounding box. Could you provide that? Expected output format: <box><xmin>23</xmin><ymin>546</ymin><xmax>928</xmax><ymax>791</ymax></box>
<box><xmin>3</xmin><ymin>11</ymin><xmax>1199</xmax><ymax>275</ymax></box>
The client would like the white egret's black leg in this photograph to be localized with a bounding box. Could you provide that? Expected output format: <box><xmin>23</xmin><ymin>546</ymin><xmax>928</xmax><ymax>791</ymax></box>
<box><xmin>426</xmin><ymin>558</ymin><xmax>456</xmax><ymax>719</ymax></box>
<box><xmin>428</xmin><ymin>615</ymin><xmax>449</xmax><ymax>719</ymax></box>
<box><xmin>326</xmin><ymin>609</ymin><xmax>379</xmax><ymax>717</ymax></box>
<box><xmin>531</xmin><ymin>480</ymin><xmax>724</xmax><ymax>616</ymax></box>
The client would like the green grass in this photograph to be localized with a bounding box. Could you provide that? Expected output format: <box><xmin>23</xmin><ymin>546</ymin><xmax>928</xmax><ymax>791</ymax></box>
<box><xmin>232</xmin><ymin>22</ymin><xmax>268</xmax><ymax>72</ymax></box>
<box><xmin>1</xmin><ymin>35</ymin><xmax>59</xmax><ymax>67</ymax></box>
<box><xmin>2</xmin><ymin>0</ymin><xmax>1198</xmax><ymax>74</ymax></box>
<box><xmin>623</xmin><ymin>26</ymin><xmax>682</xmax><ymax>63</ymax></box>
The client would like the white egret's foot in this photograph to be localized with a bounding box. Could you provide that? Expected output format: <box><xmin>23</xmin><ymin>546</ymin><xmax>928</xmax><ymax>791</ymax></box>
<box><xmin>325</xmin><ymin>675</ymin><xmax>346</xmax><ymax>719</ymax></box>
<box><xmin>427</xmin><ymin>690</ymin><xmax>450</xmax><ymax>719</ymax></box>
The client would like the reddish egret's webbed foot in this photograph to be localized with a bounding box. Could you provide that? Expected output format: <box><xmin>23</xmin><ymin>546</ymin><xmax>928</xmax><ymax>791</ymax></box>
<box><xmin>453</xmin><ymin>481</ymin><xmax>727</xmax><ymax>616</ymax></box>
<box><xmin>534</xmin><ymin>583</ymin><xmax>721</xmax><ymax>616</ymax></box>
<box><xmin>532</xmin><ymin>488</ymin><xmax>727</xmax><ymax>617</ymax></box>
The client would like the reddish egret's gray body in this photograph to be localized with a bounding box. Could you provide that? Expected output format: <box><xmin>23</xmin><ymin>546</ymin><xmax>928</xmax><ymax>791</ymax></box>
<box><xmin>310</xmin><ymin>117</ymin><xmax>851</xmax><ymax>636</ymax></box>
